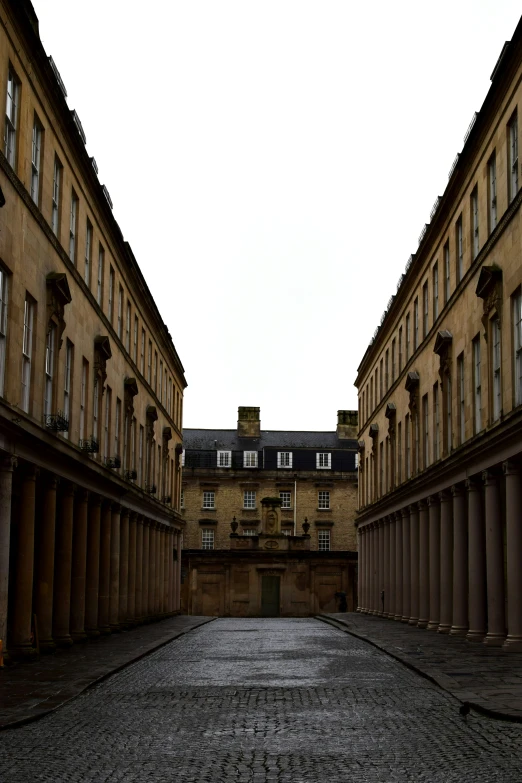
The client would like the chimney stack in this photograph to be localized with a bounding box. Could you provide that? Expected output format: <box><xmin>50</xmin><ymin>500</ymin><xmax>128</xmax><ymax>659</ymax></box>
<box><xmin>337</xmin><ymin>410</ymin><xmax>358</xmax><ymax>439</ymax></box>
<box><xmin>237</xmin><ymin>406</ymin><xmax>260</xmax><ymax>438</ymax></box>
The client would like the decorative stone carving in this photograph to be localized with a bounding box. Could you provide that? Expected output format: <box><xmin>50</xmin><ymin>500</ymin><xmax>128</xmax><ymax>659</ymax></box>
<box><xmin>146</xmin><ymin>405</ymin><xmax>158</xmax><ymax>443</ymax></box>
<box><xmin>123</xmin><ymin>377</ymin><xmax>138</xmax><ymax>418</ymax></box>
<box><xmin>261</xmin><ymin>497</ymin><xmax>282</xmax><ymax>535</ymax></box>
<box><xmin>433</xmin><ymin>330</ymin><xmax>452</xmax><ymax>390</ymax></box>
<box><xmin>405</xmin><ymin>371</ymin><xmax>420</xmax><ymax>413</ymax></box>
<box><xmin>94</xmin><ymin>336</ymin><xmax>112</xmax><ymax>390</ymax></box>
<box><xmin>46</xmin><ymin>272</ymin><xmax>72</xmax><ymax>347</ymax></box>
<box><xmin>475</xmin><ymin>265</ymin><xmax>503</xmax><ymax>340</ymax></box>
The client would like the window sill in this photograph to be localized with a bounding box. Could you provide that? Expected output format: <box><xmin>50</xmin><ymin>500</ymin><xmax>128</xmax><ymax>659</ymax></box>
<box><xmin>317</xmin><ymin>508</ymin><xmax>332</xmax><ymax>512</ymax></box>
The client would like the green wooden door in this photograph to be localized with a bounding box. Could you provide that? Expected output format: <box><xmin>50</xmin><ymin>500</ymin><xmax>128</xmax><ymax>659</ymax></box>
<box><xmin>261</xmin><ymin>575</ymin><xmax>280</xmax><ymax>617</ymax></box>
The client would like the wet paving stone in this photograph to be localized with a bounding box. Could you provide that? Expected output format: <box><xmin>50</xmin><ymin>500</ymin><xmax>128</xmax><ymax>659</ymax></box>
<box><xmin>1</xmin><ymin>618</ymin><xmax>522</xmax><ymax>782</ymax></box>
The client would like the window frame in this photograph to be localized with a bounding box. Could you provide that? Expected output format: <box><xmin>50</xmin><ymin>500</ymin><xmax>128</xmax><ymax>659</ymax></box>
<box><xmin>202</xmin><ymin>490</ymin><xmax>215</xmax><ymax>509</ymax></box>
<box><xmin>0</xmin><ymin>266</ymin><xmax>8</xmax><ymax>397</ymax></box>
<box><xmin>509</xmin><ymin>111</ymin><xmax>519</xmax><ymax>204</ymax></box>
<box><xmin>4</xmin><ymin>64</ymin><xmax>20</xmax><ymax>168</ymax></box>
<box><xmin>316</xmin><ymin>452</ymin><xmax>332</xmax><ymax>470</ymax></box>
<box><xmin>243</xmin><ymin>451</ymin><xmax>258</xmax><ymax>468</ymax></box>
<box><xmin>217</xmin><ymin>450</ymin><xmax>231</xmax><ymax>468</ymax></box>
<box><xmin>30</xmin><ymin>115</ymin><xmax>43</xmax><ymax>206</ymax></box>
<box><xmin>201</xmin><ymin>528</ymin><xmax>215</xmax><ymax>550</ymax></box>
<box><xmin>21</xmin><ymin>295</ymin><xmax>35</xmax><ymax>413</ymax></box>
<box><xmin>243</xmin><ymin>490</ymin><xmax>256</xmax><ymax>509</ymax></box>
<box><xmin>318</xmin><ymin>529</ymin><xmax>331</xmax><ymax>552</ymax></box>
<box><xmin>279</xmin><ymin>490</ymin><xmax>291</xmax><ymax>509</ymax></box>
<box><xmin>318</xmin><ymin>490</ymin><xmax>330</xmax><ymax>509</ymax></box>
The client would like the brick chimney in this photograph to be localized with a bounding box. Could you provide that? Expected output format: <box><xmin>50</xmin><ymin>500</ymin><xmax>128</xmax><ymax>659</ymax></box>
<box><xmin>237</xmin><ymin>406</ymin><xmax>260</xmax><ymax>438</ymax></box>
<box><xmin>337</xmin><ymin>410</ymin><xmax>358</xmax><ymax>439</ymax></box>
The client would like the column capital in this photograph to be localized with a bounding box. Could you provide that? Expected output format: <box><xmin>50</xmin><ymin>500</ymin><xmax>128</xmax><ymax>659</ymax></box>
<box><xmin>427</xmin><ymin>494</ymin><xmax>439</xmax><ymax>507</ymax></box>
<box><xmin>451</xmin><ymin>483</ymin><xmax>464</xmax><ymax>497</ymax></box>
<box><xmin>503</xmin><ymin>460</ymin><xmax>520</xmax><ymax>477</ymax></box>
<box><xmin>22</xmin><ymin>463</ymin><xmax>39</xmax><ymax>481</ymax></box>
<box><xmin>136</xmin><ymin>514</ymin><xmax>145</xmax><ymax>525</ymax></box>
<box><xmin>62</xmin><ymin>480</ymin><xmax>77</xmax><ymax>497</ymax></box>
<box><xmin>120</xmin><ymin>507</ymin><xmax>131</xmax><ymax>520</ymax></box>
<box><xmin>482</xmin><ymin>469</ymin><xmax>499</xmax><ymax>485</ymax></box>
<box><xmin>438</xmin><ymin>489</ymin><xmax>451</xmax><ymax>503</ymax></box>
<box><xmin>394</xmin><ymin>511</ymin><xmax>402</xmax><ymax>522</ymax></box>
<box><xmin>401</xmin><ymin>507</ymin><xmax>410</xmax><ymax>520</ymax></box>
<box><xmin>417</xmin><ymin>498</ymin><xmax>427</xmax><ymax>511</ymax></box>
<box><xmin>465</xmin><ymin>477</ymin><xmax>481</xmax><ymax>492</ymax></box>
<box><xmin>89</xmin><ymin>492</ymin><xmax>102</xmax><ymax>507</ymax></box>
<box><xmin>111</xmin><ymin>502</ymin><xmax>122</xmax><ymax>513</ymax></box>
<box><xmin>42</xmin><ymin>471</ymin><xmax>59</xmax><ymax>490</ymax></box>
<box><xmin>76</xmin><ymin>488</ymin><xmax>89</xmax><ymax>503</ymax></box>
<box><xmin>0</xmin><ymin>454</ymin><xmax>17</xmax><ymax>472</ymax></box>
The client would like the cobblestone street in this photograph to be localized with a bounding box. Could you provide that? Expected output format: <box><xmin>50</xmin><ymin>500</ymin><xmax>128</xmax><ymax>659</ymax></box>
<box><xmin>2</xmin><ymin>618</ymin><xmax>522</xmax><ymax>782</ymax></box>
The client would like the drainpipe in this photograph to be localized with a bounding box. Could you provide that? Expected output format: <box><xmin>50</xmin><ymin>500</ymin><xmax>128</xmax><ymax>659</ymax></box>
<box><xmin>294</xmin><ymin>479</ymin><xmax>297</xmax><ymax>535</ymax></box>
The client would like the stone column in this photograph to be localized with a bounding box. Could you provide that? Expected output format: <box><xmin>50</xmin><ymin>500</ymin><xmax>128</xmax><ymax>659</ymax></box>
<box><xmin>169</xmin><ymin>530</ymin><xmax>176</xmax><ymax>613</ymax></box>
<box><xmin>427</xmin><ymin>494</ymin><xmax>441</xmax><ymax>631</ymax></box>
<box><xmin>34</xmin><ymin>473</ymin><xmax>58</xmax><ymax>652</ymax></box>
<box><xmin>85</xmin><ymin>495</ymin><xmax>102</xmax><ymax>637</ymax></box>
<box><xmin>450</xmin><ymin>484</ymin><xmax>468</xmax><ymax>636</ymax></box>
<box><xmin>383</xmin><ymin>517</ymin><xmax>390</xmax><ymax>618</ymax></box>
<box><xmin>377</xmin><ymin>521</ymin><xmax>384</xmax><ymax>615</ymax></box>
<box><xmin>70</xmin><ymin>489</ymin><xmax>89</xmax><ymax>642</ymax></box>
<box><xmin>401</xmin><ymin>507</ymin><xmax>411</xmax><ymax>623</ymax></box>
<box><xmin>364</xmin><ymin>526</ymin><xmax>370</xmax><ymax>612</ymax></box>
<box><xmin>417</xmin><ymin>499</ymin><xmax>429</xmax><ymax>629</ymax></box>
<box><xmin>142</xmin><ymin>520</ymin><xmax>150</xmax><ymax>621</ymax></box>
<box><xmin>368</xmin><ymin>524</ymin><xmax>374</xmax><ymax>613</ymax></box>
<box><xmin>466</xmin><ymin>478</ymin><xmax>487</xmax><ymax>642</ymax></box>
<box><xmin>503</xmin><ymin>461</ymin><xmax>522</xmax><ymax>649</ymax></box>
<box><xmin>357</xmin><ymin>527</ymin><xmax>363</xmax><ymax>611</ymax></box>
<box><xmin>389</xmin><ymin>516</ymin><xmax>396</xmax><ymax>621</ymax></box>
<box><xmin>409</xmin><ymin>503</ymin><xmax>420</xmax><ymax>626</ymax></box>
<box><xmin>53</xmin><ymin>481</ymin><xmax>75</xmax><ymax>647</ymax></box>
<box><xmin>394</xmin><ymin>511</ymin><xmax>403</xmax><ymax>621</ymax></box>
<box><xmin>159</xmin><ymin>526</ymin><xmax>165</xmax><ymax>614</ymax></box>
<box><xmin>11</xmin><ymin>465</ymin><xmax>38</xmax><ymax>657</ymax></box>
<box><xmin>109</xmin><ymin>503</ymin><xmax>121</xmax><ymax>631</ymax></box>
<box><xmin>163</xmin><ymin>527</ymin><xmax>170</xmax><ymax>613</ymax></box>
<box><xmin>174</xmin><ymin>531</ymin><xmax>181</xmax><ymax>612</ymax></box>
<box><xmin>98</xmin><ymin>500</ymin><xmax>112</xmax><ymax>635</ymax></box>
<box><xmin>483</xmin><ymin>470</ymin><xmax>505</xmax><ymax>645</ymax></box>
<box><xmin>119</xmin><ymin>508</ymin><xmax>130</xmax><ymax>628</ymax></box>
<box><xmin>438</xmin><ymin>490</ymin><xmax>453</xmax><ymax>634</ymax></box>
<box><xmin>0</xmin><ymin>455</ymin><xmax>17</xmax><ymax>654</ymax></box>
<box><xmin>135</xmin><ymin>516</ymin><xmax>144</xmax><ymax>622</ymax></box>
<box><xmin>149</xmin><ymin>522</ymin><xmax>156</xmax><ymax>617</ymax></box>
<box><xmin>155</xmin><ymin>524</ymin><xmax>162</xmax><ymax>614</ymax></box>
<box><xmin>128</xmin><ymin>513</ymin><xmax>137</xmax><ymax>626</ymax></box>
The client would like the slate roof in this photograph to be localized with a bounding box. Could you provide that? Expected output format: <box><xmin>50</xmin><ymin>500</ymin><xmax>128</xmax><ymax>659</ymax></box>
<box><xmin>183</xmin><ymin>429</ymin><xmax>357</xmax><ymax>451</ymax></box>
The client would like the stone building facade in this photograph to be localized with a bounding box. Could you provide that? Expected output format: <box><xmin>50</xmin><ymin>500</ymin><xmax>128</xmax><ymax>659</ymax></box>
<box><xmin>0</xmin><ymin>0</ymin><xmax>186</xmax><ymax>659</ymax></box>
<box><xmin>355</xmin><ymin>17</ymin><xmax>522</xmax><ymax>649</ymax></box>
<box><xmin>181</xmin><ymin>407</ymin><xmax>359</xmax><ymax>616</ymax></box>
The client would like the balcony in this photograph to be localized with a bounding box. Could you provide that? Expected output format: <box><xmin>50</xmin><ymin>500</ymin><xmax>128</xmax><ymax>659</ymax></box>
<box><xmin>44</xmin><ymin>411</ymin><xmax>69</xmax><ymax>432</ymax></box>
<box><xmin>79</xmin><ymin>437</ymin><xmax>99</xmax><ymax>453</ymax></box>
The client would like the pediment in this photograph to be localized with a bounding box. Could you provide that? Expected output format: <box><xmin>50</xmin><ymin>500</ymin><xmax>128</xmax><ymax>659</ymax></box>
<box><xmin>476</xmin><ymin>265</ymin><xmax>502</xmax><ymax>300</ymax></box>
<box><xmin>47</xmin><ymin>272</ymin><xmax>72</xmax><ymax>305</ymax></box>
<box><xmin>405</xmin><ymin>371</ymin><xmax>420</xmax><ymax>392</ymax></box>
<box><xmin>433</xmin><ymin>330</ymin><xmax>452</xmax><ymax>356</ymax></box>
<box><xmin>94</xmin><ymin>335</ymin><xmax>112</xmax><ymax>360</ymax></box>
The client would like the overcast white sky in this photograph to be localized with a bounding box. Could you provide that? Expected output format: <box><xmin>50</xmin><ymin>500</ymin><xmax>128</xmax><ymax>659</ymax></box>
<box><xmin>39</xmin><ymin>0</ymin><xmax>521</xmax><ymax>432</ymax></box>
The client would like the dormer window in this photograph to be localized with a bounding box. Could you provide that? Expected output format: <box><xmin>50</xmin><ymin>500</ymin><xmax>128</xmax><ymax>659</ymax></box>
<box><xmin>316</xmin><ymin>452</ymin><xmax>331</xmax><ymax>469</ymax></box>
<box><xmin>217</xmin><ymin>450</ymin><xmax>231</xmax><ymax>468</ymax></box>
<box><xmin>243</xmin><ymin>451</ymin><xmax>258</xmax><ymax>468</ymax></box>
<box><xmin>277</xmin><ymin>451</ymin><xmax>292</xmax><ymax>468</ymax></box>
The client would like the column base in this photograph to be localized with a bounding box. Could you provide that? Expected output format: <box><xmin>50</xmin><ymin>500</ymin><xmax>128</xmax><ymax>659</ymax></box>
<box><xmin>426</xmin><ymin>620</ymin><xmax>440</xmax><ymax>631</ymax></box>
<box><xmin>484</xmin><ymin>633</ymin><xmax>506</xmax><ymax>647</ymax></box>
<box><xmin>85</xmin><ymin>628</ymin><xmax>101</xmax><ymax>638</ymax></box>
<box><xmin>449</xmin><ymin>625</ymin><xmax>468</xmax><ymax>637</ymax></box>
<box><xmin>109</xmin><ymin>623</ymin><xmax>121</xmax><ymax>633</ymax></box>
<box><xmin>99</xmin><ymin>625</ymin><xmax>111</xmax><ymax>636</ymax></box>
<box><xmin>394</xmin><ymin>613</ymin><xmax>402</xmax><ymax>621</ymax></box>
<box><xmin>437</xmin><ymin>624</ymin><xmax>451</xmax><ymax>634</ymax></box>
<box><xmin>39</xmin><ymin>638</ymin><xmax>56</xmax><ymax>653</ymax></box>
<box><xmin>503</xmin><ymin>635</ymin><xmax>522</xmax><ymax>651</ymax></box>
<box><xmin>401</xmin><ymin>616</ymin><xmax>410</xmax><ymax>623</ymax></box>
<box><xmin>54</xmin><ymin>634</ymin><xmax>73</xmax><ymax>647</ymax></box>
<box><xmin>9</xmin><ymin>644</ymin><xmax>38</xmax><ymax>660</ymax></box>
<box><xmin>466</xmin><ymin>629</ymin><xmax>485</xmax><ymax>642</ymax></box>
<box><xmin>408</xmin><ymin>617</ymin><xmax>419</xmax><ymax>626</ymax></box>
<box><xmin>71</xmin><ymin>630</ymin><xmax>88</xmax><ymax>642</ymax></box>
<box><xmin>417</xmin><ymin>620</ymin><xmax>428</xmax><ymax>629</ymax></box>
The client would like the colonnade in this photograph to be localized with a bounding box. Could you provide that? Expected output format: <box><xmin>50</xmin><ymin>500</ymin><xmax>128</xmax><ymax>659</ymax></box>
<box><xmin>357</xmin><ymin>461</ymin><xmax>522</xmax><ymax>650</ymax></box>
<box><xmin>0</xmin><ymin>456</ymin><xmax>182</xmax><ymax>659</ymax></box>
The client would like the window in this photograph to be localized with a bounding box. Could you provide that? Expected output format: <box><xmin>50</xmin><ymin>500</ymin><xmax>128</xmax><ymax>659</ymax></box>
<box><xmin>488</xmin><ymin>153</ymin><xmax>497</xmax><ymax>232</ymax></box>
<box><xmin>0</xmin><ymin>267</ymin><xmax>8</xmax><ymax>397</ymax></box>
<box><xmin>422</xmin><ymin>281</ymin><xmax>428</xmax><ymax>339</ymax></box>
<box><xmin>168</xmin><ymin>378</ymin><xmax>172</xmax><ymax>415</ymax></box>
<box><xmin>96</xmin><ymin>245</ymin><xmax>104</xmax><ymax>306</ymax></box>
<box><xmin>21</xmin><ymin>295</ymin><xmax>35</xmax><ymax>413</ymax></box>
<box><xmin>31</xmin><ymin>117</ymin><xmax>42</xmax><ymax>205</ymax></box>
<box><xmin>380</xmin><ymin>440</ymin><xmax>384</xmax><ymax>494</ymax></box>
<box><xmin>201</xmin><ymin>529</ymin><xmax>214</xmax><ymax>550</ymax></box>
<box><xmin>108</xmin><ymin>266</ymin><xmax>115</xmax><ymax>323</ymax></box>
<box><xmin>492</xmin><ymin>317</ymin><xmax>501</xmax><ymax>421</ymax></box>
<box><xmin>180</xmin><ymin>487</ymin><xmax>184</xmax><ymax>508</ymax></box>
<box><xmin>423</xmin><ymin>394</ymin><xmax>429</xmax><ymax>469</ymax></box>
<box><xmin>457</xmin><ymin>353</ymin><xmax>465</xmax><ymax>445</ymax></box>
<box><xmin>69</xmin><ymin>191</ymin><xmax>78</xmax><ymax>263</ymax></box>
<box><xmin>385</xmin><ymin>349</ymin><xmax>389</xmax><ymax>391</ymax></box>
<box><xmin>379</xmin><ymin>358</ymin><xmax>383</xmax><ymax>399</ymax></box>
<box><xmin>115</xmin><ymin>397</ymin><xmax>121</xmax><ymax>460</ymax></box>
<box><xmin>413</xmin><ymin>299</ymin><xmax>419</xmax><ymax>350</ymax></box>
<box><xmin>243</xmin><ymin>529</ymin><xmax>257</xmax><ymax>536</ymax></box>
<box><xmin>133</xmin><ymin>316</ymin><xmax>138</xmax><ymax>364</ymax></box>
<box><xmin>181</xmin><ymin>449</ymin><xmax>185</xmax><ymax>467</ymax></box>
<box><xmin>125</xmin><ymin>301</ymin><xmax>131</xmax><ymax>352</ymax></box>
<box><xmin>280</xmin><ymin>491</ymin><xmax>291</xmax><ymax>509</ymax></box>
<box><xmin>316</xmin><ymin>452</ymin><xmax>331</xmax><ymax>469</ymax></box>
<box><xmin>473</xmin><ymin>336</ymin><xmax>482</xmax><ymax>432</ymax></box>
<box><xmin>103</xmin><ymin>387</ymin><xmax>111</xmax><ymax>462</ymax></box>
<box><xmin>509</xmin><ymin>111</ymin><xmax>519</xmax><ymax>203</ymax></box>
<box><xmin>148</xmin><ymin>340</ymin><xmax>152</xmax><ymax>384</ymax></box>
<box><xmin>318</xmin><ymin>529</ymin><xmax>330</xmax><ymax>552</ymax></box>
<box><xmin>397</xmin><ymin>422</ymin><xmax>402</xmax><ymax>484</ymax></box>
<box><xmin>43</xmin><ymin>324</ymin><xmax>56</xmax><ymax>417</ymax></box>
<box><xmin>63</xmin><ymin>339</ymin><xmax>73</xmax><ymax>437</ymax></box>
<box><xmin>456</xmin><ymin>216</ymin><xmax>464</xmax><ymax>282</ymax></box>
<box><xmin>117</xmin><ymin>286</ymin><xmax>123</xmax><ymax>339</ymax></box>
<box><xmin>471</xmin><ymin>189</ymin><xmax>479</xmax><ymax>261</ymax></box>
<box><xmin>244</xmin><ymin>451</ymin><xmax>258</xmax><ymax>468</ymax></box>
<box><xmin>444</xmin><ymin>242</ymin><xmax>450</xmax><ymax>304</ymax></box>
<box><xmin>202</xmin><ymin>491</ymin><xmax>215</xmax><ymax>509</ymax></box>
<box><xmin>79</xmin><ymin>359</ymin><xmax>88</xmax><ymax>441</ymax></box>
<box><xmin>446</xmin><ymin>375</ymin><xmax>452</xmax><ymax>453</ymax></box>
<box><xmin>217</xmin><ymin>450</ymin><xmax>231</xmax><ymax>467</ymax></box>
<box><xmin>51</xmin><ymin>157</ymin><xmax>62</xmax><ymax>236</ymax></box>
<box><xmin>391</xmin><ymin>339</ymin><xmax>396</xmax><ymax>383</ymax></box>
<box><xmin>84</xmin><ymin>220</ymin><xmax>93</xmax><ymax>286</ymax></box>
<box><xmin>398</xmin><ymin>327</ymin><xmax>403</xmax><ymax>373</ymax></box>
<box><xmin>433</xmin><ymin>262</ymin><xmax>439</xmax><ymax>321</ymax></box>
<box><xmin>138</xmin><ymin>424</ymin><xmax>143</xmax><ymax>485</ymax></box>
<box><xmin>514</xmin><ymin>293</ymin><xmax>522</xmax><ymax>407</ymax></box>
<box><xmin>318</xmin><ymin>490</ymin><xmax>330</xmax><ymax>509</ymax></box>
<box><xmin>243</xmin><ymin>490</ymin><xmax>256</xmax><ymax>509</ymax></box>
<box><xmin>93</xmin><ymin>378</ymin><xmax>100</xmax><ymax>445</ymax></box>
<box><xmin>406</xmin><ymin>314</ymin><xmax>411</xmax><ymax>359</ymax></box>
<box><xmin>159</xmin><ymin>361</ymin><xmax>163</xmax><ymax>400</ymax></box>
<box><xmin>140</xmin><ymin>329</ymin><xmax>145</xmax><ymax>375</ymax></box>
<box><xmin>433</xmin><ymin>382</ymin><xmax>440</xmax><ymax>462</ymax></box>
<box><xmin>414</xmin><ymin>411</ymin><xmax>419</xmax><ymax>475</ymax></box>
<box><xmin>153</xmin><ymin>351</ymin><xmax>158</xmax><ymax>392</ymax></box>
<box><xmin>4</xmin><ymin>65</ymin><xmax>19</xmax><ymax>167</ymax></box>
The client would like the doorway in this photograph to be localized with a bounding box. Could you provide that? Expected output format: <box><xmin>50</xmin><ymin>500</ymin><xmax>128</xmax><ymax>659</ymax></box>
<box><xmin>261</xmin><ymin>575</ymin><xmax>280</xmax><ymax>617</ymax></box>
